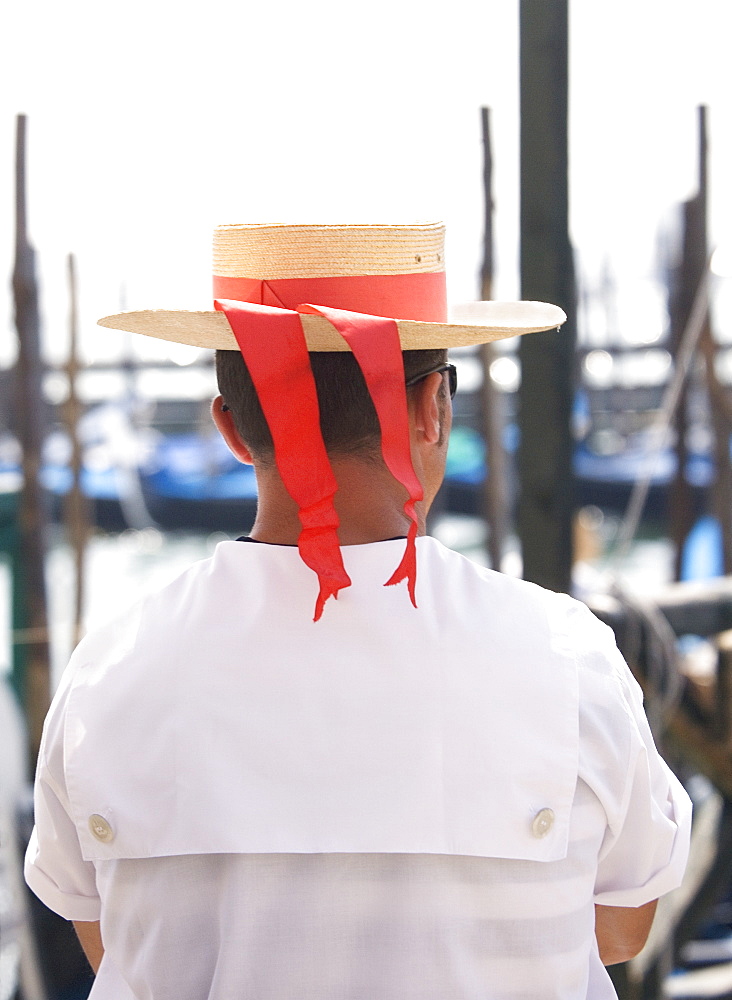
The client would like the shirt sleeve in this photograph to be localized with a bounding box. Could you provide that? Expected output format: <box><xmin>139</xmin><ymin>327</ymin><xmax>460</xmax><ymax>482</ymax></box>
<box><xmin>569</xmin><ymin>600</ymin><xmax>692</xmax><ymax>908</ymax></box>
<box><xmin>24</xmin><ymin>660</ymin><xmax>102</xmax><ymax>922</ymax></box>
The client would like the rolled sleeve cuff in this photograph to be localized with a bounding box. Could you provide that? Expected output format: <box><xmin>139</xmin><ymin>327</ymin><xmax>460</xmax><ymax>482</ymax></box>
<box><xmin>24</xmin><ymin>839</ymin><xmax>102</xmax><ymax>922</ymax></box>
<box><xmin>593</xmin><ymin>775</ymin><xmax>693</xmax><ymax>908</ymax></box>
<box><xmin>24</xmin><ymin>858</ymin><xmax>101</xmax><ymax>921</ymax></box>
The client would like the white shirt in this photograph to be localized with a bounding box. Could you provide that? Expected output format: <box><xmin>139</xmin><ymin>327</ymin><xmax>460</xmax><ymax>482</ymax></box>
<box><xmin>25</xmin><ymin>537</ymin><xmax>691</xmax><ymax>999</ymax></box>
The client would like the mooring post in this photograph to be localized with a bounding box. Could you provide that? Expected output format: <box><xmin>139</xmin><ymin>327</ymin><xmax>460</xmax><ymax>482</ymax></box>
<box><xmin>669</xmin><ymin>106</ymin><xmax>709</xmax><ymax>579</ymax></box>
<box><xmin>517</xmin><ymin>0</ymin><xmax>576</xmax><ymax>592</ymax></box>
<box><xmin>478</xmin><ymin>106</ymin><xmax>508</xmax><ymax>570</ymax></box>
<box><xmin>63</xmin><ymin>253</ymin><xmax>91</xmax><ymax>648</ymax></box>
<box><xmin>12</xmin><ymin>113</ymin><xmax>51</xmax><ymax>769</ymax></box>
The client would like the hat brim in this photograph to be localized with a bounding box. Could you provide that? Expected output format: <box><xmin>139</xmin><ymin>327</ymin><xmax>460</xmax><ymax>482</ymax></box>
<box><xmin>97</xmin><ymin>300</ymin><xmax>566</xmax><ymax>352</ymax></box>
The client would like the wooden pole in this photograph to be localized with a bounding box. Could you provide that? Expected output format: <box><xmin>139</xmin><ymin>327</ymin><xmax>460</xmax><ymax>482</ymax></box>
<box><xmin>690</xmin><ymin>109</ymin><xmax>732</xmax><ymax>575</ymax></box>
<box><xmin>700</xmin><ymin>323</ymin><xmax>732</xmax><ymax>574</ymax></box>
<box><xmin>479</xmin><ymin>107</ymin><xmax>495</xmax><ymax>302</ymax></box>
<box><xmin>517</xmin><ymin>0</ymin><xmax>576</xmax><ymax>592</ymax></box>
<box><xmin>63</xmin><ymin>253</ymin><xmax>91</xmax><ymax>646</ymax></box>
<box><xmin>669</xmin><ymin>107</ymin><xmax>708</xmax><ymax>579</ymax></box>
<box><xmin>12</xmin><ymin>114</ymin><xmax>51</xmax><ymax>767</ymax></box>
<box><xmin>478</xmin><ymin>107</ymin><xmax>507</xmax><ymax>570</ymax></box>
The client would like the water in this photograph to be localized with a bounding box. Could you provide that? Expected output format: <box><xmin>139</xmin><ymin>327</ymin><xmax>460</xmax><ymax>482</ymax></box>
<box><xmin>1</xmin><ymin>527</ymin><xmax>235</xmax><ymax>689</ymax></box>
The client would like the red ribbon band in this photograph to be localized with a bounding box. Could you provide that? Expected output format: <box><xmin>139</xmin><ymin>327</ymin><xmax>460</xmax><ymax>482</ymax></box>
<box><xmin>213</xmin><ymin>271</ymin><xmax>447</xmax><ymax>323</ymax></box>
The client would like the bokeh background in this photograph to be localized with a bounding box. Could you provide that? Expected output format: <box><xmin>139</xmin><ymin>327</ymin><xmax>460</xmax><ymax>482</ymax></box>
<box><xmin>2</xmin><ymin>0</ymin><xmax>731</xmax><ymax>366</ymax></box>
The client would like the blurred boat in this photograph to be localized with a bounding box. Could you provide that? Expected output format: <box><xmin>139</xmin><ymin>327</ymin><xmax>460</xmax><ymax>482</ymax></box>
<box><xmin>574</xmin><ymin>428</ymin><xmax>716</xmax><ymax>516</ymax></box>
<box><xmin>2</xmin><ymin>342</ymin><xmax>728</xmax><ymax>534</ymax></box>
<box><xmin>138</xmin><ymin>431</ymin><xmax>258</xmax><ymax>533</ymax></box>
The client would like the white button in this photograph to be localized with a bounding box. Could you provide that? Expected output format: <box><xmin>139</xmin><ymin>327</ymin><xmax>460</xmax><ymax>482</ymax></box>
<box><xmin>531</xmin><ymin>808</ymin><xmax>555</xmax><ymax>838</ymax></box>
<box><xmin>89</xmin><ymin>814</ymin><xmax>114</xmax><ymax>843</ymax></box>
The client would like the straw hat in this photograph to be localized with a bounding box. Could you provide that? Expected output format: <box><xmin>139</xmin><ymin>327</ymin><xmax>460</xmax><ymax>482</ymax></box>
<box><xmin>98</xmin><ymin>222</ymin><xmax>566</xmax><ymax>349</ymax></box>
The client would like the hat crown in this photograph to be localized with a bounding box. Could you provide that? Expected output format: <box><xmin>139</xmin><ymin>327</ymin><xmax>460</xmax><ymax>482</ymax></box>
<box><xmin>213</xmin><ymin>223</ymin><xmax>445</xmax><ymax>280</ymax></box>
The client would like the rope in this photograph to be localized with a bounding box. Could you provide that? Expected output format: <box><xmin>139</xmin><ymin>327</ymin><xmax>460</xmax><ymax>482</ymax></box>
<box><xmin>591</xmin><ymin>270</ymin><xmax>713</xmax><ymax>740</ymax></box>
<box><xmin>613</xmin><ymin>267</ymin><xmax>711</xmax><ymax>561</ymax></box>
<box><xmin>609</xmin><ymin>580</ymin><xmax>685</xmax><ymax>741</ymax></box>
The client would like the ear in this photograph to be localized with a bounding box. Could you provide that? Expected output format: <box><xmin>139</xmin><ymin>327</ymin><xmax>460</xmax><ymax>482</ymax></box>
<box><xmin>211</xmin><ymin>395</ymin><xmax>254</xmax><ymax>465</ymax></box>
<box><xmin>409</xmin><ymin>372</ymin><xmax>444</xmax><ymax>446</ymax></box>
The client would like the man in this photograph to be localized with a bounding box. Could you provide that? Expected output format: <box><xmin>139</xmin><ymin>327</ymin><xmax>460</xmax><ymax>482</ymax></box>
<box><xmin>26</xmin><ymin>222</ymin><xmax>691</xmax><ymax>999</ymax></box>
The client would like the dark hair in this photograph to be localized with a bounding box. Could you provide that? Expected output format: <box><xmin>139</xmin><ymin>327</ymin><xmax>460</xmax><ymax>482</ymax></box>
<box><xmin>215</xmin><ymin>348</ymin><xmax>448</xmax><ymax>461</ymax></box>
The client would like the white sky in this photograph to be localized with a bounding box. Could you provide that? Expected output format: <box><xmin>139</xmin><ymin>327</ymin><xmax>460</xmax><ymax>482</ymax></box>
<box><xmin>1</xmin><ymin>0</ymin><xmax>730</xmax><ymax>366</ymax></box>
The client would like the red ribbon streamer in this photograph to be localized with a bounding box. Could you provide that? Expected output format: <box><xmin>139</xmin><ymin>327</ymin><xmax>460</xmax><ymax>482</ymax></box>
<box><xmin>214</xmin><ymin>299</ymin><xmax>351</xmax><ymax>621</ymax></box>
<box><xmin>299</xmin><ymin>304</ymin><xmax>423</xmax><ymax>607</ymax></box>
<box><xmin>215</xmin><ymin>293</ymin><xmax>424</xmax><ymax>618</ymax></box>
<box><xmin>213</xmin><ymin>271</ymin><xmax>447</xmax><ymax>323</ymax></box>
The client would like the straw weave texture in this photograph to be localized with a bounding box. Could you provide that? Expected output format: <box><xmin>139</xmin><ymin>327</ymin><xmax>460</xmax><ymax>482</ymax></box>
<box><xmin>98</xmin><ymin>301</ymin><xmax>566</xmax><ymax>352</ymax></box>
<box><xmin>213</xmin><ymin>223</ymin><xmax>445</xmax><ymax>279</ymax></box>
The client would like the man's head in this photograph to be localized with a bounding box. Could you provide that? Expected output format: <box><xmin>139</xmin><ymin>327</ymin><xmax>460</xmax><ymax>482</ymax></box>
<box><xmin>214</xmin><ymin>347</ymin><xmax>450</xmax><ymax>464</ymax></box>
